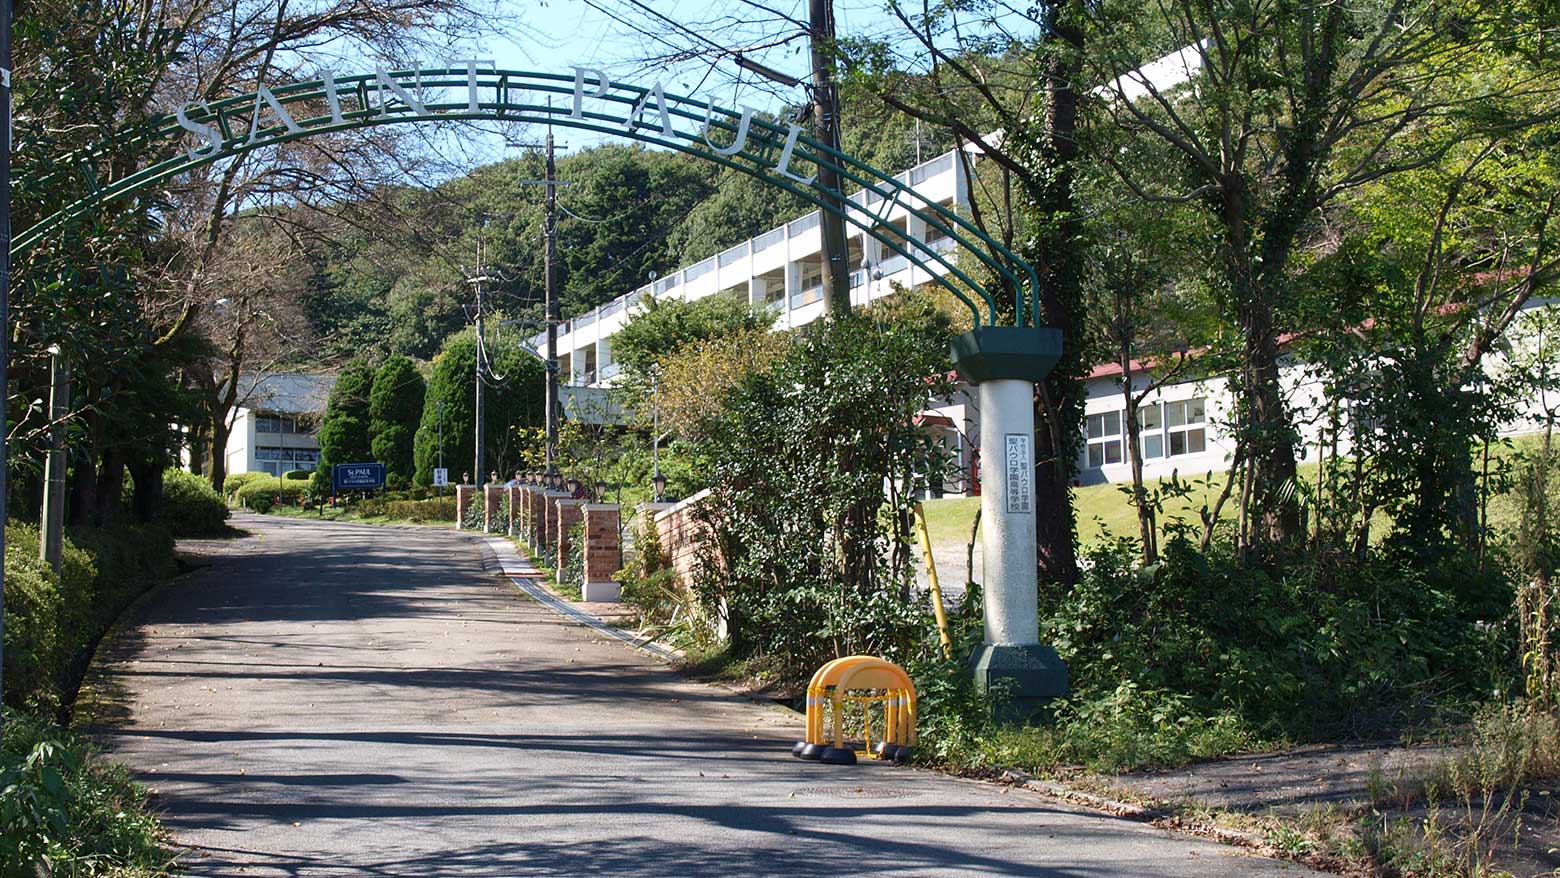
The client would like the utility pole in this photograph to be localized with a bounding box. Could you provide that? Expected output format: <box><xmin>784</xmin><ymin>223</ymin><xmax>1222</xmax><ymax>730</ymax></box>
<box><xmin>810</xmin><ymin>0</ymin><xmax>852</xmax><ymax>317</ymax></box>
<box><xmin>39</xmin><ymin>346</ymin><xmax>68</xmax><ymax>572</ymax></box>
<box><xmin>470</xmin><ymin>229</ymin><xmax>494</xmax><ymax>487</ymax></box>
<box><xmin>544</xmin><ymin>130</ymin><xmax>561</xmax><ymax>468</ymax></box>
<box><xmin>2</xmin><ymin>0</ymin><xmax>15</xmax><ymax>727</ymax></box>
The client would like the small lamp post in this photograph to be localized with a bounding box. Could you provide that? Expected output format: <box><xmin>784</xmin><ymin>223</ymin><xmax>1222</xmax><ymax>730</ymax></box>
<box><xmin>594</xmin><ymin>479</ymin><xmax>608</xmax><ymax>503</ymax></box>
<box><xmin>547</xmin><ymin>468</ymin><xmax>562</xmax><ymax>491</ymax></box>
<box><xmin>565</xmin><ymin>475</ymin><xmax>581</xmax><ymax>497</ymax></box>
<box><xmin>652</xmin><ymin>472</ymin><xmax>667</xmax><ymax>503</ymax></box>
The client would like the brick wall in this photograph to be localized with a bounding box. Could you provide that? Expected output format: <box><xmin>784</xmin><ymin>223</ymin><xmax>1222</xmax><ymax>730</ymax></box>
<box><xmin>649</xmin><ymin>488</ymin><xmax>715</xmax><ymax>594</ymax></box>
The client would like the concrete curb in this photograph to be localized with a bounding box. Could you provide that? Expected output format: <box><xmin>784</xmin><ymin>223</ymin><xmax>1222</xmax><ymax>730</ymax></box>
<box><xmin>476</xmin><ymin>536</ymin><xmax>682</xmax><ymax>663</ymax></box>
<box><xmin>1001</xmin><ymin>770</ymin><xmax>1285</xmax><ymax>862</ymax></box>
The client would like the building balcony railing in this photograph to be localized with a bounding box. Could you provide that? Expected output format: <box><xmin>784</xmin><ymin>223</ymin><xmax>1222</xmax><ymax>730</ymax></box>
<box><xmin>790</xmin><ymin>284</ymin><xmax>823</xmax><ymax>309</ymax></box>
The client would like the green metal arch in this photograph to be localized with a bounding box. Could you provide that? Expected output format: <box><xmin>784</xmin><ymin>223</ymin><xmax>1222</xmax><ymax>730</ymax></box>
<box><xmin>16</xmin><ymin>67</ymin><xmax>1041</xmax><ymax>328</ymax></box>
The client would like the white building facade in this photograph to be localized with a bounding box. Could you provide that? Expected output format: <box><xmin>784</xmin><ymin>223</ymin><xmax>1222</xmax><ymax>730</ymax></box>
<box><xmin>216</xmin><ymin>373</ymin><xmax>335</xmax><ymax>478</ymax></box>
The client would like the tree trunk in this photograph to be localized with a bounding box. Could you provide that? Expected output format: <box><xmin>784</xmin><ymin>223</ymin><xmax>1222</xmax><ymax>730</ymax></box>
<box><xmin>128</xmin><ymin>454</ymin><xmax>165</xmax><ymax>522</ymax></box>
<box><xmin>1121</xmin><ymin>369</ymin><xmax>1157</xmax><ymax>566</ymax></box>
<box><xmin>208</xmin><ymin>417</ymin><xmax>231</xmax><ymax>492</ymax></box>
<box><xmin>95</xmin><ymin>446</ymin><xmax>127</xmax><ymax>526</ymax></box>
<box><xmin>1027</xmin><ymin>0</ymin><xmax>1086</xmax><ymax>587</ymax></box>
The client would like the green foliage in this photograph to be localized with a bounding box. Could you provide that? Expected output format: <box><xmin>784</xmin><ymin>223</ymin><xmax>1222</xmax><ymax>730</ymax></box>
<box><xmin>283</xmin><ymin>470</ymin><xmax>311</xmax><ymax>481</ymax></box>
<box><xmin>693</xmin><ymin>299</ymin><xmax>956</xmax><ymax>676</ymax></box>
<box><xmin>3</xmin><ymin>522</ymin><xmax>175</xmax><ymax>714</ymax></box>
<box><xmin>666</xmin><ymin>165</ymin><xmax>809</xmax><ymax>265</ymax></box>
<box><xmin>611</xmin><ymin>294</ymin><xmax>777</xmax><ymax>399</ymax></box>
<box><xmin>413</xmin><ymin>330</ymin><xmax>544</xmax><ymax>486</ymax></box>
<box><xmin>233</xmin><ymin>480</ymin><xmax>306</xmax><ymax>512</ymax></box>
<box><xmin>1041</xmin><ymin>537</ymin><xmax>1512</xmax><ymax>740</ymax></box>
<box><xmin>369</xmin><ymin>355</ymin><xmax>426</xmax><ymax>486</ymax></box>
<box><xmin>316</xmin><ymin>359</ymin><xmax>376</xmax><ymax>483</ymax></box>
<box><xmin>221</xmin><ymin>471</ymin><xmax>272</xmax><ymax>500</ymax></box>
<box><xmin>1</xmin><ymin>710</ymin><xmax>170</xmax><ymax>878</ymax></box>
<box><xmin>561</xmin><ymin>522</ymin><xmax>586</xmax><ymax>588</ymax></box>
<box><xmin>157</xmin><ymin>468</ymin><xmax>230</xmax><ymax>537</ymax></box>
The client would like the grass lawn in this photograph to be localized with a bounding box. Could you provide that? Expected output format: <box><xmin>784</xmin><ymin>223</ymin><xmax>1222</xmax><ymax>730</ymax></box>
<box><xmin>921</xmin><ymin>432</ymin><xmax>1551</xmax><ymax>551</ymax></box>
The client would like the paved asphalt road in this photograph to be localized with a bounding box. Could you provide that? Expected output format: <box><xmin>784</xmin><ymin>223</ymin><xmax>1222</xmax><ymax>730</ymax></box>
<box><xmin>86</xmin><ymin>514</ymin><xmax>1321</xmax><ymax>877</ymax></box>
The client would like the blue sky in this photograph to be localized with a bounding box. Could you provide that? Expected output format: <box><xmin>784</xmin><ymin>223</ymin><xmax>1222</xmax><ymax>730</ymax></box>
<box><xmin>440</xmin><ymin>0</ymin><xmax>998</xmax><ymax>157</ymax></box>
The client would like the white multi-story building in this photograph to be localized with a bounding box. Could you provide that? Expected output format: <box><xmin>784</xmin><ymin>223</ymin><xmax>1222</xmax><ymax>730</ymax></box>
<box><xmin>217</xmin><ymin>372</ymin><xmax>335</xmax><ymax>477</ymax></box>
<box><xmin>540</xmin><ymin>149</ymin><xmax>966</xmax><ymax>388</ymax></box>
<box><xmin>540</xmin><ymin>141</ymin><xmax>1559</xmax><ymax>496</ymax></box>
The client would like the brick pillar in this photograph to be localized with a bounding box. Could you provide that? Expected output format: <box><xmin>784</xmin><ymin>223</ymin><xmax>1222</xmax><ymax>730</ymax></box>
<box><xmin>507</xmin><ymin>486</ymin><xmax>522</xmax><ymax>536</ymax></box>
<box><xmin>483</xmin><ymin>485</ymin><xmax>503</xmax><ymax>533</ymax></box>
<box><xmin>515</xmin><ymin>487</ymin><xmax>532</xmax><ymax>545</ymax></box>
<box><xmin>554</xmin><ymin>499</ymin><xmax>585</xmax><ymax>582</ymax></box>
<box><xmin>456</xmin><ymin>485</ymin><xmax>476</xmax><ymax>530</ymax></box>
<box><xmin>540</xmin><ymin>491</ymin><xmax>565</xmax><ymax>554</ymax></box>
<box><xmin>581</xmin><ymin>504</ymin><xmax>622</xmax><ymax>602</ymax></box>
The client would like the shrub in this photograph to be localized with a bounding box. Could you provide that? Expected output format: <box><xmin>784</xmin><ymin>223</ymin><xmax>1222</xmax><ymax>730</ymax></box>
<box><xmin>159</xmin><ymin>468</ymin><xmax>230</xmax><ymax>536</ymax></box>
<box><xmin>3</xmin><ymin>522</ymin><xmax>175</xmax><ymax>714</ymax></box>
<box><xmin>283</xmin><ymin>469</ymin><xmax>312</xmax><ymax>481</ymax></box>
<box><xmin>384</xmin><ymin>498</ymin><xmax>455</xmax><ymax>522</ymax></box>
<box><xmin>1039</xmin><ymin>536</ymin><xmax>1510</xmax><ymax>740</ymax></box>
<box><xmin>692</xmin><ymin>305</ymin><xmax>955</xmax><ymax>678</ymax></box>
<box><xmin>221</xmin><ymin>471</ymin><xmax>271</xmax><ymax>500</ymax></box>
<box><xmin>233</xmin><ymin>480</ymin><xmax>306</xmax><ymax>511</ymax></box>
<box><xmin>0</xmin><ymin>710</ymin><xmax>170</xmax><ymax>877</ymax></box>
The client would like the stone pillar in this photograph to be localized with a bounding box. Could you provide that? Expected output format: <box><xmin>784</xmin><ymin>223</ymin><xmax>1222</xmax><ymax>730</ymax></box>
<box><xmin>581</xmin><ymin>504</ymin><xmax>622</xmax><ymax>602</ymax></box>
<box><xmin>950</xmin><ymin>326</ymin><xmax>1069</xmax><ymax>720</ymax></box>
<box><xmin>456</xmin><ymin>485</ymin><xmax>476</xmax><ymax>530</ymax></box>
<box><xmin>554</xmin><ymin>498</ymin><xmax>585</xmax><ymax>583</ymax></box>
<box><xmin>483</xmin><ymin>485</ymin><xmax>503</xmax><ymax>534</ymax></box>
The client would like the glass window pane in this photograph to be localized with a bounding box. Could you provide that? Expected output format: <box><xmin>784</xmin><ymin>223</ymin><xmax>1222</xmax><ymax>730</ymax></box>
<box><xmin>1104</xmin><ymin>440</ymin><xmax>1122</xmax><ymax>464</ymax></box>
<box><xmin>1187</xmin><ymin>428</ymin><xmax>1206</xmax><ymax>453</ymax></box>
<box><xmin>1139</xmin><ymin>404</ymin><xmax>1161</xmax><ymax>430</ymax></box>
<box><xmin>1188</xmin><ymin>398</ymin><xmax>1205</xmax><ymax>424</ymax></box>
<box><xmin>1087</xmin><ymin>414</ymin><xmax>1103</xmax><ymax>439</ymax></box>
<box><xmin>1144</xmin><ymin>435</ymin><xmax>1163</xmax><ymax>459</ymax></box>
<box><xmin>1167</xmin><ymin>402</ymin><xmax>1186</xmax><ymax>428</ymax></box>
<box><xmin>1088</xmin><ymin>443</ymin><xmax>1103</xmax><ymax>467</ymax></box>
<box><xmin>1103</xmin><ymin>410</ymin><xmax>1121</xmax><ymax>436</ymax></box>
<box><xmin>1170</xmin><ymin>431</ymin><xmax>1187</xmax><ymax>456</ymax></box>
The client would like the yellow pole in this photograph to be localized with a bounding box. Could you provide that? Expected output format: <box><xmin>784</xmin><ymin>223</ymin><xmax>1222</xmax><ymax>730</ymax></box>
<box><xmin>914</xmin><ymin>502</ymin><xmax>953</xmax><ymax>658</ymax></box>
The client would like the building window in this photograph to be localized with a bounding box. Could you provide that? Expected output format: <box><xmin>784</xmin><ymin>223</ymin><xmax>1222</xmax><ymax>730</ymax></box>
<box><xmin>1090</xmin><ymin>397</ymin><xmax>1207</xmax><ymax>466</ymax></box>
<box><xmin>255</xmin><ymin>415</ymin><xmax>298</xmax><ymax>434</ymax></box>
<box><xmin>1165</xmin><ymin>398</ymin><xmax>1207</xmax><ymax>456</ymax></box>
<box><xmin>1137</xmin><ymin>403</ymin><xmax>1164</xmax><ymax>459</ymax></box>
<box><xmin>1086</xmin><ymin>410</ymin><xmax>1122</xmax><ymax>467</ymax></box>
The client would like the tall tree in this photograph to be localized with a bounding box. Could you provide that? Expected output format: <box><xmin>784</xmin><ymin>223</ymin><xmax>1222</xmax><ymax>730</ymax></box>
<box><xmin>843</xmin><ymin>0</ymin><xmax>1092</xmax><ymax>584</ymax></box>
<box><xmin>369</xmin><ymin>356</ymin><xmax>427</xmax><ymax>487</ymax></box>
<box><xmin>1084</xmin><ymin>0</ymin><xmax>1560</xmax><ymax>553</ymax></box>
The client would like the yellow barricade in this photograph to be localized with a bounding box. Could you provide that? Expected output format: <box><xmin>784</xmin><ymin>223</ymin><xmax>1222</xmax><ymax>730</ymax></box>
<box><xmin>793</xmin><ymin>655</ymin><xmax>917</xmax><ymax>765</ymax></box>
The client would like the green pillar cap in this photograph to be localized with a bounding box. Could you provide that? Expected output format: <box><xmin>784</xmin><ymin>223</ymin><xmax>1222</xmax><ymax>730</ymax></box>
<box><xmin>950</xmin><ymin>326</ymin><xmax>1064</xmax><ymax>384</ymax></box>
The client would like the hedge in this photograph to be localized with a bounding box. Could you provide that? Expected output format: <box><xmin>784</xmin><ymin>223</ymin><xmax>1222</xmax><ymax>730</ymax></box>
<box><xmin>3</xmin><ymin>521</ymin><xmax>177</xmax><ymax>715</ymax></box>
<box><xmin>221</xmin><ymin>471</ymin><xmax>272</xmax><ymax>500</ymax></box>
<box><xmin>159</xmin><ymin>468</ymin><xmax>230</xmax><ymax>536</ymax></box>
<box><xmin>233</xmin><ymin>480</ymin><xmax>307</xmax><ymax>512</ymax></box>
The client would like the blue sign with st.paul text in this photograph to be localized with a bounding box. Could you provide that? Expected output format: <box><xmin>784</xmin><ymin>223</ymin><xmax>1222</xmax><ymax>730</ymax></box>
<box><xmin>333</xmin><ymin>462</ymin><xmax>385</xmax><ymax>491</ymax></box>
